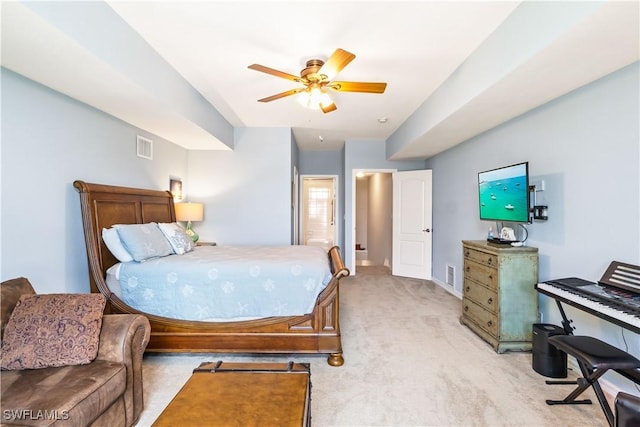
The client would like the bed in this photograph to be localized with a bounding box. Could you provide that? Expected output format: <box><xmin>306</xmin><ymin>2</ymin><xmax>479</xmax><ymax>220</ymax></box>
<box><xmin>73</xmin><ymin>180</ymin><xmax>349</xmax><ymax>366</ymax></box>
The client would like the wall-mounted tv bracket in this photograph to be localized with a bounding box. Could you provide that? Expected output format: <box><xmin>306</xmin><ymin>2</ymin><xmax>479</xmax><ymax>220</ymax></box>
<box><xmin>529</xmin><ymin>185</ymin><xmax>548</xmax><ymax>222</ymax></box>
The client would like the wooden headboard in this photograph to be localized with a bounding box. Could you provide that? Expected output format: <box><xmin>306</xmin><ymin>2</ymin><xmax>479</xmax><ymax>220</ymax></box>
<box><xmin>74</xmin><ymin>180</ymin><xmax>176</xmax><ymax>296</ymax></box>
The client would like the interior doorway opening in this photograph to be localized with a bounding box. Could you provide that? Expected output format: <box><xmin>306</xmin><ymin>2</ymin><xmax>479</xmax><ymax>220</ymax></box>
<box><xmin>354</xmin><ymin>171</ymin><xmax>394</xmax><ymax>272</ymax></box>
<box><xmin>299</xmin><ymin>175</ymin><xmax>338</xmax><ymax>251</ymax></box>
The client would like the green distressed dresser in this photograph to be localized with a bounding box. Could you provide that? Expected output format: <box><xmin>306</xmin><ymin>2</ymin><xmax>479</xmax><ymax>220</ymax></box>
<box><xmin>461</xmin><ymin>240</ymin><xmax>539</xmax><ymax>353</ymax></box>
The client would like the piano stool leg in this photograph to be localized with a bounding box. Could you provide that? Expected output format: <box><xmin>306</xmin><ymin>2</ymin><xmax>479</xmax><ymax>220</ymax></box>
<box><xmin>545</xmin><ymin>379</ymin><xmax>578</xmax><ymax>385</ymax></box>
<box><xmin>545</xmin><ymin>362</ymin><xmax>615</xmax><ymax>426</ymax></box>
<box><xmin>545</xmin><ymin>377</ymin><xmax>593</xmax><ymax>405</ymax></box>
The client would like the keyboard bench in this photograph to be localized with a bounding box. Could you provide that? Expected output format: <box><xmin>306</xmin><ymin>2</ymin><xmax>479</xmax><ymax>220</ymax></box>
<box><xmin>546</xmin><ymin>335</ymin><xmax>640</xmax><ymax>427</ymax></box>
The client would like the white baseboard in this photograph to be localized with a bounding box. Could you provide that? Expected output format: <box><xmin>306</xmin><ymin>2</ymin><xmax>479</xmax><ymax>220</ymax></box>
<box><xmin>432</xmin><ymin>277</ymin><xmax>462</xmax><ymax>299</ymax></box>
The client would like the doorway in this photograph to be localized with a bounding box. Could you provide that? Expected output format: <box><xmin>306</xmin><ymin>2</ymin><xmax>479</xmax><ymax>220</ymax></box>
<box><xmin>355</xmin><ymin>172</ymin><xmax>393</xmax><ymax>268</ymax></box>
<box><xmin>349</xmin><ymin>169</ymin><xmax>432</xmax><ymax>279</ymax></box>
<box><xmin>300</xmin><ymin>175</ymin><xmax>338</xmax><ymax>251</ymax></box>
<box><xmin>351</xmin><ymin>169</ymin><xmax>395</xmax><ymax>275</ymax></box>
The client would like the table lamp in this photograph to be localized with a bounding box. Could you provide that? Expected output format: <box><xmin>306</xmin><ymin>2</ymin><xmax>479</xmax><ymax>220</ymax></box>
<box><xmin>175</xmin><ymin>202</ymin><xmax>204</xmax><ymax>242</ymax></box>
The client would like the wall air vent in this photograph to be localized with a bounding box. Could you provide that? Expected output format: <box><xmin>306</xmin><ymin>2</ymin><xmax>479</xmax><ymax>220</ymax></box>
<box><xmin>446</xmin><ymin>264</ymin><xmax>455</xmax><ymax>287</ymax></box>
<box><xmin>136</xmin><ymin>135</ymin><xmax>153</xmax><ymax>160</ymax></box>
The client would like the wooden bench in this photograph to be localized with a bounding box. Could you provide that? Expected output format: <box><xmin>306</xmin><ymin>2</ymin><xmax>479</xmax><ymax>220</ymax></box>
<box><xmin>152</xmin><ymin>361</ymin><xmax>311</xmax><ymax>427</ymax></box>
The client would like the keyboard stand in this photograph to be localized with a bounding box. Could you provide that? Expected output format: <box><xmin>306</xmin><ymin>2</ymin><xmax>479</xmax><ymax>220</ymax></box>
<box><xmin>543</xmin><ymin>300</ymin><xmax>579</xmax><ymax>387</ymax></box>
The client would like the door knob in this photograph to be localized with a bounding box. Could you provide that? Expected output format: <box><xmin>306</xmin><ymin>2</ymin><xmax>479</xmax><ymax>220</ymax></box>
<box><xmin>422</xmin><ymin>228</ymin><xmax>431</xmax><ymax>232</ymax></box>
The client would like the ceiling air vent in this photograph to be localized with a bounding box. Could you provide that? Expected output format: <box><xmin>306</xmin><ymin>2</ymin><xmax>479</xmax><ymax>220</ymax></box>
<box><xmin>136</xmin><ymin>135</ymin><xmax>153</xmax><ymax>160</ymax></box>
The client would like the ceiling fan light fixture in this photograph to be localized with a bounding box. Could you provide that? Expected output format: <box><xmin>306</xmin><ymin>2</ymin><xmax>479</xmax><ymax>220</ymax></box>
<box><xmin>298</xmin><ymin>86</ymin><xmax>333</xmax><ymax>111</ymax></box>
<box><xmin>297</xmin><ymin>90</ymin><xmax>312</xmax><ymax>108</ymax></box>
<box><xmin>319</xmin><ymin>91</ymin><xmax>334</xmax><ymax>110</ymax></box>
<box><xmin>297</xmin><ymin>89</ymin><xmax>320</xmax><ymax>110</ymax></box>
<box><xmin>250</xmin><ymin>48</ymin><xmax>386</xmax><ymax>114</ymax></box>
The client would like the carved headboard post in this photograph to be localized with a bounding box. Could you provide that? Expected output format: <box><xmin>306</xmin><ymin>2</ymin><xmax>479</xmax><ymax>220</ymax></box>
<box><xmin>74</xmin><ymin>180</ymin><xmax>109</xmax><ymax>297</ymax></box>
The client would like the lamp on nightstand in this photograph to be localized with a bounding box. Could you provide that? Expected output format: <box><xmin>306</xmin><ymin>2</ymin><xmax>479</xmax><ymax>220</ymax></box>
<box><xmin>175</xmin><ymin>202</ymin><xmax>203</xmax><ymax>243</ymax></box>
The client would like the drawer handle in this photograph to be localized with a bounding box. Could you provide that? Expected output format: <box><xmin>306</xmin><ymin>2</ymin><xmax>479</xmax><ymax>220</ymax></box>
<box><xmin>488</xmin><ymin>275</ymin><xmax>493</xmax><ymax>280</ymax></box>
<box><xmin>487</xmin><ymin>297</ymin><xmax>493</xmax><ymax>305</ymax></box>
<box><xmin>487</xmin><ymin>320</ymin><xmax>493</xmax><ymax>327</ymax></box>
<box><xmin>466</xmin><ymin>266</ymin><xmax>470</xmax><ymax>272</ymax></box>
<box><xmin>465</xmin><ymin>251</ymin><xmax>469</xmax><ymax>257</ymax></box>
<box><xmin>464</xmin><ymin>305</ymin><xmax>469</xmax><ymax>312</ymax></box>
<box><xmin>487</xmin><ymin>257</ymin><xmax>492</xmax><ymax>265</ymax></box>
<box><xmin>465</xmin><ymin>286</ymin><xmax>470</xmax><ymax>292</ymax></box>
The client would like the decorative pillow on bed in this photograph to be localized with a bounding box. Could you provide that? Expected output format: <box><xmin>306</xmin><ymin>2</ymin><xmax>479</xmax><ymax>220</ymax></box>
<box><xmin>158</xmin><ymin>222</ymin><xmax>195</xmax><ymax>255</ymax></box>
<box><xmin>102</xmin><ymin>227</ymin><xmax>134</xmax><ymax>262</ymax></box>
<box><xmin>1</xmin><ymin>293</ymin><xmax>106</xmax><ymax>370</ymax></box>
<box><xmin>115</xmin><ymin>222</ymin><xmax>174</xmax><ymax>262</ymax></box>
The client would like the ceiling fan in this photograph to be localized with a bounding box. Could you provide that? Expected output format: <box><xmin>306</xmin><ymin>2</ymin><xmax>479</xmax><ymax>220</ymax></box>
<box><xmin>248</xmin><ymin>48</ymin><xmax>387</xmax><ymax>113</ymax></box>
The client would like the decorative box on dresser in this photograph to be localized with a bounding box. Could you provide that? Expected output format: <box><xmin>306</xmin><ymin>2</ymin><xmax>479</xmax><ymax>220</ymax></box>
<box><xmin>461</xmin><ymin>240</ymin><xmax>539</xmax><ymax>353</ymax></box>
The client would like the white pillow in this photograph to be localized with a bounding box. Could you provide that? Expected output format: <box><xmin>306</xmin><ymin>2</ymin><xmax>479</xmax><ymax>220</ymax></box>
<box><xmin>158</xmin><ymin>222</ymin><xmax>194</xmax><ymax>255</ymax></box>
<box><xmin>115</xmin><ymin>223</ymin><xmax>174</xmax><ymax>262</ymax></box>
<box><xmin>102</xmin><ymin>228</ymin><xmax>134</xmax><ymax>262</ymax></box>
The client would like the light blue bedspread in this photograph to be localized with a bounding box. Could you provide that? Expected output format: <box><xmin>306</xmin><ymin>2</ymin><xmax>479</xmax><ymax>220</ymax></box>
<box><xmin>117</xmin><ymin>245</ymin><xmax>332</xmax><ymax>321</ymax></box>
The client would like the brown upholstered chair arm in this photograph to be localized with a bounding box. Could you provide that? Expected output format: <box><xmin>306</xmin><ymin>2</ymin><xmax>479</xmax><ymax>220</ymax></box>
<box><xmin>97</xmin><ymin>314</ymin><xmax>151</xmax><ymax>426</ymax></box>
<box><xmin>1</xmin><ymin>277</ymin><xmax>36</xmax><ymax>342</ymax></box>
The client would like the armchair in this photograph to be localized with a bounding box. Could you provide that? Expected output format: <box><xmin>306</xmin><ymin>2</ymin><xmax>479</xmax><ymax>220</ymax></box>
<box><xmin>1</xmin><ymin>277</ymin><xmax>151</xmax><ymax>427</ymax></box>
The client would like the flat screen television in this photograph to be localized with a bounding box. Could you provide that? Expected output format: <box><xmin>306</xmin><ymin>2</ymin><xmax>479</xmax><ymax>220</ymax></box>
<box><xmin>478</xmin><ymin>162</ymin><xmax>530</xmax><ymax>223</ymax></box>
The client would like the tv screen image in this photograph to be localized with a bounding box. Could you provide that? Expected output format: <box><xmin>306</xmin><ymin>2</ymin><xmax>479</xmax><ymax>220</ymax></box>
<box><xmin>478</xmin><ymin>162</ymin><xmax>530</xmax><ymax>223</ymax></box>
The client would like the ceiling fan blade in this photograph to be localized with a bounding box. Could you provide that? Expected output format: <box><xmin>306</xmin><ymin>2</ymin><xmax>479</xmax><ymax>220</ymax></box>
<box><xmin>257</xmin><ymin>88</ymin><xmax>304</xmax><ymax>103</ymax></box>
<box><xmin>319</xmin><ymin>48</ymin><xmax>355</xmax><ymax>80</ymax></box>
<box><xmin>248</xmin><ymin>64</ymin><xmax>302</xmax><ymax>82</ymax></box>
<box><xmin>321</xmin><ymin>102</ymin><xmax>337</xmax><ymax>114</ymax></box>
<box><xmin>328</xmin><ymin>81</ymin><xmax>387</xmax><ymax>94</ymax></box>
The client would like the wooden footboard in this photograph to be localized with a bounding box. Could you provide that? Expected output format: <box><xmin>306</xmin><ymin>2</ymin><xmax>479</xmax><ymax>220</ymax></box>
<box><xmin>74</xmin><ymin>180</ymin><xmax>349</xmax><ymax>366</ymax></box>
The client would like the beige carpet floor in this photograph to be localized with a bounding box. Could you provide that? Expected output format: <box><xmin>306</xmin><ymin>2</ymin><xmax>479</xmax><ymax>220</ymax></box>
<box><xmin>136</xmin><ymin>266</ymin><xmax>607</xmax><ymax>426</ymax></box>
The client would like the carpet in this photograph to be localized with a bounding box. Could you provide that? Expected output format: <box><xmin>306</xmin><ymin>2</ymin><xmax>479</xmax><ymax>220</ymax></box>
<box><xmin>136</xmin><ymin>265</ymin><xmax>605</xmax><ymax>426</ymax></box>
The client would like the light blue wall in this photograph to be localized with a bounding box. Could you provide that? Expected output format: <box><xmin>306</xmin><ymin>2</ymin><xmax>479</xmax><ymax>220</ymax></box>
<box><xmin>344</xmin><ymin>140</ymin><xmax>426</xmax><ymax>271</ymax></box>
<box><xmin>0</xmin><ymin>69</ymin><xmax>188</xmax><ymax>293</ymax></box>
<box><xmin>424</xmin><ymin>62</ymin><xmax>640</xmax><ymax>392</ymax></box>
<box><xmin>186</xmin><ymin>127</ymin><xmax>294</xmax><ymax>245</ymax></box>
<box><xmin>299</xmin><ymin>150</ymin><xmax>343</xmax><ymax>175</ymax></box>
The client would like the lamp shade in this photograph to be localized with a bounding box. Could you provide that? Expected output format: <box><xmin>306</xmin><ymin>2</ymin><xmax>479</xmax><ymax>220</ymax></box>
<box><xmin>175</xmin><ymin>202</ymin><xmax>203</xmax><ymax>222</ymax></box>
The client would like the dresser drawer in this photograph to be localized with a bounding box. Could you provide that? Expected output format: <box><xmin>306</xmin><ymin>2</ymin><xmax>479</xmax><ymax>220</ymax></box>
<box><xmin>462</xmin><ymin>297</ymin><xmax>498</xmax><ymax>337</ymax></box>
<box><xmin>464</xmin><ymin>260</ymin><xmax>498</xmax><ymax>290</ymax></box>
<box><xmin>463</xmin><ymin>278</ymin><xmax>497</xmax><ymax>314</ymax></box>
<box><xmin>464</xmin><ymin>247</ymin><xmax>498</xmax><ymax>268</ymax></box>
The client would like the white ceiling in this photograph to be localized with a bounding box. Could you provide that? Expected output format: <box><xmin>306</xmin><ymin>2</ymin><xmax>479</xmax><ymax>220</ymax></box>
<box><xmin>1</xmin><ymin>1</ymin><xmax>638</xmax><ymax>158</ymax></box>
<box><xmin>105</xmin><ymin>1</ymin><xmax>519</xmax><ymax>152</ymax></box>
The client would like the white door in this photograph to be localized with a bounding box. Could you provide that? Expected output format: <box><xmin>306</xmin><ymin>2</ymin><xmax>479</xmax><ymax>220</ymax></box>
<box><xmin>301</xmin><ymin>177</ymin><xmax>336</xmax><ymax>250</ymax></box>
<box><xmin>392</xmin><ymin>170</ymin><xmax>432</xmax><ymax>279</ymax></box>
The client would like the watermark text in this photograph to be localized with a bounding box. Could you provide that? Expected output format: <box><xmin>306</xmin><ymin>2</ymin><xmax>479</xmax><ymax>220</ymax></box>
<box><xmin>3</xmin><ymin>409</ymin><xmax>69</xmax><ymax>421</ymax></box>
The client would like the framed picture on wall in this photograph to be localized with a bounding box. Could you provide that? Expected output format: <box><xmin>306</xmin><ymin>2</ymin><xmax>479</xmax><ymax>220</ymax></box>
<box><xmin>170</xmin><ymin>178</ymin><xmax>183</xmax><ymax>201</ymax></box>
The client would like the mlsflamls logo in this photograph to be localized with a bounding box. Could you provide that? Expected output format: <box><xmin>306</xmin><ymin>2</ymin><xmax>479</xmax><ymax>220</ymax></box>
<box><xmin>3</xmin><ymin>409</ymin><xmax>70</xmax><ymax>421</ymax></box>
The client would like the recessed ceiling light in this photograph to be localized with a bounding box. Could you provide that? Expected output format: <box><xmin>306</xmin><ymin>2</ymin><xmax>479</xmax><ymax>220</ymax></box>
<box><xmin>378</xmin><ymin>117</ymin><xmax>388</xmax><ymax>124</ymax></box>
